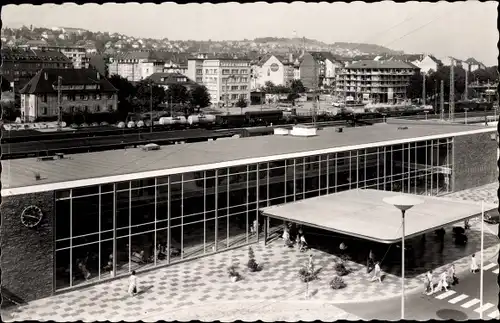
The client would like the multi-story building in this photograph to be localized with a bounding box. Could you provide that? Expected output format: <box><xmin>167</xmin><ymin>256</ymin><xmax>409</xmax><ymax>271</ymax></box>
<box><xmin>387</xmin><ymin>54</ymin><xmax>443</xmax><ymax>74</ymax></box>
<box><xmin>19</xmin><ymin>68</ymin><xmax>118</xmax><ymax>122</ymax></box>
<box><xmin>188</xmin><ymin>56</ymin><xmax>251</xmax><ymax>105</ymax></box>
<box><xmin>299</xmin><ymin>51</ymin><xmax>343</xmax><ymax>90</ymax></box>
<box><xmin>38</xmin><ymin>45</ymin><xmax>89</xmax><ymax>69</ymax></box>
<box><xmin>187</xmin><ymin>58</ymin><xmax>204</xmax><ymax>84</ymax></box>
<box><xmin>1</xmin><ymin>120</ymin><xmax>496</xmax><ymax>303</ymax></box>
<box><xmin>147</xmin><ymin>72</ymin><xmax>198</xmax><ymax>92</ymax></box>
<box><xmin>252</xmin><ymin>54</ymin><xmax>295</xmax><ymax>90</ymax></box>
<box><xmin>334</xmin><ymin>60</ymin><xmax>416</xmax><ymax>104</ymax></box>
<box><xmin>108</xmin><ymin>51</ymin><xmax>165</xmax><ymax>82</ymax></box>
<box><xmin>1</xmin><ymin>48</ymin><xmax>73</xmax><ymax>91</ymax></box>
<box><xmin>463</xmin><ymin>58</ymin><xmax>487</xmax><ymax>73</ymax></box>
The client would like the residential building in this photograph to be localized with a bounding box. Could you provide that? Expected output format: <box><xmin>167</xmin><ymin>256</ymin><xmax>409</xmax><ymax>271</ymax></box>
<box><xmin>187</xmin><ymin>55</ymin><xmax>251</xmax><ymax>105</ymax></box>
<box><xmin>1</xmin><ymin>48</ymin><xmax>73</xmax><ymax>91</ymax></box>
<box><xmin>108</xmin><ymin>51</ymin><xmax>165</xmax><ymax>82</ymax></box>
<box><xmin>388</xmin><ymin>54</ymin><xmax>442</xmax><ymax>74</ymax></box>
<box><xmin>187</xmin><ymin>58</ymin><xmax>204</xmax><ymax>84</ymax></box>
<box><xmin>309</xmin><ymin>51</ymin><xmax>344</xmax><ymax>87</ymax></box>
<box><xmin>299</xmin><ymin>51</ymin><xmax>343</xmax><ymax>90</ymax></box>
<box><xmin>440</xmin><ymin>56</ymin><xmax>464</xmax><ymax>68</ymax></box>
<box><xmin>147</xmin><ymin>72</ymin><xmax>198</xmax><ymax>91</ymax></box>
<box><xmin>463</xmin><ymin>58</ymin><xmax>487</xmax><ymax>72</ymax></box>
<box><xmin>252</xmin><ymin>54</ymin><xmax>295</xmax><ymax>90</ymax></box>
<box><xmin>334</xmin><ymin>60</ymin><xmax>416</xmax><ymax>104</ymax></box>
<box><xmin>38</xmin><ymin>45</ymin><xmax>89</xmax><ymax>69</ymax></box>
<box><xmin>19</xmin><ymin>68</ymin><xmax>118</xmax><ymax>122</ymax></box>
<box><xmin>1</xmin><ymin>120</ymin><xmax>495</xmax><ymax>302</ymax></box>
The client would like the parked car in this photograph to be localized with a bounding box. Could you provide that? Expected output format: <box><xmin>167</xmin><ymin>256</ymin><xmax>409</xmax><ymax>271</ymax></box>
<box><xmin>484</xmin><ymin>209</ymin><xmax>500</xmax><ymax>224</ymax></box>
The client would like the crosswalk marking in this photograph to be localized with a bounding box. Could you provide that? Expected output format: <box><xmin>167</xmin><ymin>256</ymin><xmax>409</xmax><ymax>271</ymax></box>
<box><xmin>449</xmin><ymin>294</ymin><xmax>468</xmax><ymax>304</ymax></box>
<box><xmin>488</xmin><ymin>309</ymin><xmax>499</xmax><ymax>319</ymax></box>
<box><xmin>474</xmin><ymin>303</ymin><xmax>495</xmax><ymax>314</ymax></box>
<box><xmin>436</xmin><ymin>290</ymin><xmax>456</xmax><ymax>299</ymax></box>
<box><xmin>461</xmin><ymin>298</ymin><xmax>481</xmax><ymax>309</ymax></box>
<box><xmin>493</xmin><ymin>268</ymin><xmax>499</xmax><ymax>274</ymax></box>
<box><xmin>482</xmin><ymin>263</ymin><xmax>496</xmax><ymax>271</ymax></box>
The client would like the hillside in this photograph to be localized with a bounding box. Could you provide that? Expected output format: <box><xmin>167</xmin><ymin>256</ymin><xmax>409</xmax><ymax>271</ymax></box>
<box><xmin>1</xmin><ymin>25</ymin><xmax>403</xmax><ymax>57</ymax></box>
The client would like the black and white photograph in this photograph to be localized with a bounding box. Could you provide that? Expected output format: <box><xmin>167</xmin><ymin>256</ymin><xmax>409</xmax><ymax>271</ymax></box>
<box><xmin>0</xmin><ymin>1</ymin><xmax>499</xmax><ymax>321</ymax></box>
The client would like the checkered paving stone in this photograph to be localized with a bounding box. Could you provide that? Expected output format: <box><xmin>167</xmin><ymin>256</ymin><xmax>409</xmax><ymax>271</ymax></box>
<box><xmin>3</xmin><ymin>189</ymin><xmax>500</xmax><ymax>321</ymax></box>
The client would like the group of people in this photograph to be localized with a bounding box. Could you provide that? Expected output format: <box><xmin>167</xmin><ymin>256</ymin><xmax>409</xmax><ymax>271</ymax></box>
<box><xmin>282</xmin><ymin>224</ymin><xmax>308</xmax><ymax>252</ymax></box>
<box><xmin>424</xmin><ymin>264</ymin><xmax>458</xmax><ymax>295</ymax></box>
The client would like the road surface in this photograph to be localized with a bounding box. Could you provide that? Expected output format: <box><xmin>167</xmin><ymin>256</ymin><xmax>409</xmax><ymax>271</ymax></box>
<box><xmin>336</xmin><ymin>260</ymin><xmax>499</xmax><ymax>320</ymax></box>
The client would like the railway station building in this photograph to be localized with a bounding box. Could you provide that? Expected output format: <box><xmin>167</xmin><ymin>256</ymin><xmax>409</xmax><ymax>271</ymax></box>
<box><xmin>1</xmin><ymin>120</ymin><xmax>497</xmax><ymax>302</ymax></box>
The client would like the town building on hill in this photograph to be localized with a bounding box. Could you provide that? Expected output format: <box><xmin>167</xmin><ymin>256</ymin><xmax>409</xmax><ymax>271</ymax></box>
<box><xmin>19</xmin><ymin>68</ymin><xmax>118</xmax><ymax>122</ymax></box>
<box><xmin>107</xmin><ymin>51</ymin><xmax>165</xmax><ymax>82</ymax></box>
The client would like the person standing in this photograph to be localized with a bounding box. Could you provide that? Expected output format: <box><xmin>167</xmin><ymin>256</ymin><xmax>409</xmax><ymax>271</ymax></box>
<box><xmin>371</xmin><ymin>261</ymin><xmax>382</xmax><ymax>283</ymax></box>
<box><xmin>439</xmin><ymin>271</ymin><xmax>449</xmax><ymax>292</ymax></box>
<box><xmin>128</xmin><ymin>271</ymin><xmax>138</xmax><ymax>297</ymax></box>
<box><xmin>470</xmin><ymin>253</ymin><xmax>479</xmax><ymax>273</ymax></box>
<box><xmin>367</xmin><ymin>249</ymin><xmax>374</xmax><ymax>274</ymax></box>
<box><xmin>426</xmin><ymin>270</ymin><xmax>434</xmax><ymax>294</ymax></box>
<box><xmin>448</xmin><ymin>264</ymin><xmax>458</xmax><ymax>285</ymax></box>
<box><xmin>283</xmin><ymin>227</ymin><xmax>290</xmax><ymax>247</ymax></box>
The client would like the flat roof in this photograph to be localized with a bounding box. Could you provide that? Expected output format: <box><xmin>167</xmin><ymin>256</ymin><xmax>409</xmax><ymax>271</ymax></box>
<box><xmin>1</xmin><ymin>121</ymin><xmax>493</xmax><ymax>196</ymax></box>
<box><xmin>261</xmin><ymin>189</ymin><xmax>497</xmax><ymax>244</ymax></box>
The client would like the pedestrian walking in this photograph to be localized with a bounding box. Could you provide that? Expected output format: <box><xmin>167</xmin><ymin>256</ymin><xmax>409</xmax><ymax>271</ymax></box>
<box><xmin>448</xmin><ymin>264</ymin><xmax>458</xmax><ymax>285</ymax></box>
<box><xmin>370</xmin><ymin>261</ymin><xmax>382</xmax><ymax>283</ymax></box>
<box><xmin>439</xmin><ymin>271</ymin><xmax>449</xmax><ymax>292</ymax></box>
<box><xmin>128</xmin><ymin>270</ymin><xmax>138</xmax><ymax>297</ymax></box>
<box><xmin>283</xmin><ymin>227</ymin><xmax>290</xmax><ymax>247</ymax></box>
<box><xmin>470</xmin><ymin>253</ymin><xmax>479</xmax><ymax>273</ymax></box>
<box><xmin>367</xmin><ymin>249</ymin><xmax>375</xmax><ymax>274</ymax></box>
<box><xmin>426</xmin><ymin>270</ymin><xmax>434</xmax><ymax>294</ymax></box>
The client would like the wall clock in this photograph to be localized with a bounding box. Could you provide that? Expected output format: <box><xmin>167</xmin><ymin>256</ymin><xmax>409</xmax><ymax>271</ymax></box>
<box><xmin>21</xmin><ymin>205</ymin><xmax>44</xmax><ymax>228</ymax></box>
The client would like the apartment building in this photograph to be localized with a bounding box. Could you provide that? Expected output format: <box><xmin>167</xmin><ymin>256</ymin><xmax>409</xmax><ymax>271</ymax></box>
<box><xmin>39</xmin><ymin>45</ymin><xmax>89</xmax><ymax>69</ymax></box>
<box><xmin>188</xmin><ymin>56</ymin><xmax>251</xmax><ymax>105</ymax></box>
<box><xmin>108</xmin><ymin>51</ymin><xmax>164</xmax><ymax>82</ymax></box>
<box><xmin>19</xmin><ymin>68</ymin><xmax>118</xmax><ymax>122</ymax></box>
<box><xmin>1</xmin><ymin>48</ymin><xmax>73</xmax><ymax>91</ymax></box>
<box><xmin>334</xmin><ymin>60</ymin><xmax>416</xmax><ymax>104</ymax></box>
<box><xmin>298</xmin><ymin>51</ymin><xmax>343</xmax><ymax>90</ymax></box>
<box><xmin>252</xmin><ymin>54</ymin><xmax>295</xmax><ymax>90</ymax></box>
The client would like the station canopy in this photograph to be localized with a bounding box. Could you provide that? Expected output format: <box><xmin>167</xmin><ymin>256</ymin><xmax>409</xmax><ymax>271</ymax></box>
<box><xmin>261</xmin><ymin>189</ymin><xmax>498</xmax><ymax>244</ymax></box>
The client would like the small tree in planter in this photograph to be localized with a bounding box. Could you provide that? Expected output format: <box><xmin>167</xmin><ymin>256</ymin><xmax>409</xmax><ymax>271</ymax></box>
<box><xmin>330</xmin><ymin>275</ymin><xmax>347</xmax><ymax>290</ymax></box>
<box><xmin>228</xmin><ymin>265</ymin><xmax>241</xmax><ymax>282</ymax></box>
<box><xmin>247</xmin><ymin>247</ymin><xmax>262</xmax><ymax>272</ymax></box>
<box><xmin>298</xmin><ymin>264</ymin><xmax>321</xmax><ymax>283</ymax></box>
<box><xmin>334</xmin><ymin>262</ymin><xmax>350</xmax><ymax>276</ymax></box>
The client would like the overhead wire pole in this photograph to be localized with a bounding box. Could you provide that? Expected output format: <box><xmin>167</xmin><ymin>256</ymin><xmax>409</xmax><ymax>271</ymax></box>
<box><xmin>449</xmin><ymin>58</ymin><xmax>455</xmax><ymax>121</ymax></box>
<box><xmin>480</xmin><ymin>200</ymin><xmax>484</xmax><ymax>319</ymax></box>
<box><xmin>440</xmin><ymin>80</ymin><xmax>444</xmax><ymax>120</ymax></box>
<box><xmin>422</xmin><ymin>72</ymin><xmax>426</xmax><ymax>106</ymax></box>
<box><xmin>57</xmin><ymin>76</ymin><xmax>62</xmax><ymax>130</ymax></box>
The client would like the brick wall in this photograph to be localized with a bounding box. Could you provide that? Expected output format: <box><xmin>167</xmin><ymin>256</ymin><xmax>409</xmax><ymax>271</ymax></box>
<box><xmin>453</xmin><ymin>132</ymin><xmax>498</xmax><ymax>191</ymax></box>
<box><xmin>1</xmin><ymin>191</ymin><xmax>54</xmax><ymax>302</ymax></box>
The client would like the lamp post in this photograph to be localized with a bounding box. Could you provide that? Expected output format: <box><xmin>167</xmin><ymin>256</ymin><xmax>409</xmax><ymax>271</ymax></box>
<box><xmin>383</xmin><ymin>195</ymin><xmax>424</xmax><ymax>320</ymax></box>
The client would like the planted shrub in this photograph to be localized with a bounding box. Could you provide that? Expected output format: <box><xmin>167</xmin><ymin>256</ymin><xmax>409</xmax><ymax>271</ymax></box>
<box><xmin>334</xmin><ymin>262</ymin><xmax>349</xmax><ymax>276</ymax></box>
<box><xmin>247</xmin><ymin>247</ymin><xmax>262</xmax><ymax>272</ymax></box>
<box><xmin>330</xmin><ymin>276</ymin><xmax>347</xmax><ymax>290</ymax></box>
<box><xmin>228</xmin><ymin>265</ymin><xmax>241</xmax><ymax>281</ymax></box>
<box><xmin>298</xmin><ymin>265</ymin><xmax>320</xmax><ymax>283</ymax></box>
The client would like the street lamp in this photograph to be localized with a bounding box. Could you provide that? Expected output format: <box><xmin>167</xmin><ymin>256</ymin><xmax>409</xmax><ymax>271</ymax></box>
<box><xmin>383</xmin><ymin>195</ymin><xmax>424</xmax><ymax>320</ymax></box>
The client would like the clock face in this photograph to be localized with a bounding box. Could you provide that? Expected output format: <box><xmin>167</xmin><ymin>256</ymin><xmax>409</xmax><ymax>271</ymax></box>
<box><xmin>21</xmin><ymin>205</ymin><xmax>44</xmax><ymax>228</ymax></box>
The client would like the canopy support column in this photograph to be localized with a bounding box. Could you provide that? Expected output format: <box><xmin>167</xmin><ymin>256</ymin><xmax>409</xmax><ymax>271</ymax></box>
<box><xmin>264</xmin><ymin>216</ymin><xmax>269</xmax><ymax>246</ymax></box>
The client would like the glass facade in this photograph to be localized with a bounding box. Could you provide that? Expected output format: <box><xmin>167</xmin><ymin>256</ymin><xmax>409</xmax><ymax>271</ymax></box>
<box><xmin>54</xmin><ymin>138</ymin><xmax>453</xmax><ymax>290</ymax></box>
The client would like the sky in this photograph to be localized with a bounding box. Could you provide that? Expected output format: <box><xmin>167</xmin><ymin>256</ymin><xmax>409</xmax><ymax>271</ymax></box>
<box><xmin>2</xmin><ymin>1</ymin><xmax>498</xmax><ymax>66</ymax></box>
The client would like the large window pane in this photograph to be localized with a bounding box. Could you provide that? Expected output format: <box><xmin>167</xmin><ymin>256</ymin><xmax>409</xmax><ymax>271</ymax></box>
<box><xmin>55</xmin><ymin>249</ymin><xmax>70</xmax><ymax>290</ymax></box>
<box><xmin>72</xmin><ymin>243</ymin><xmax>99</xmax><ymax>287</ymax></box>
<box><xmin>116</xmin><ymin>190</ymin><xmax>130</xmax><ymax>238</ymax></box>
<box><xmin>55</xmin><ymin>199</ymin><xmax>71</xmax><ymax>241</ymax></box>
<box><xmin>304</xmin><ymin>156</ymin><xmax>319</xmax><ymax>198</ymax></box>
<box><xmin>116</xmin><ymin>237</ymin><xmax>129</xmax><ymax>276</ymax></box>
<box><xmin>294</xmin><ymin>158</ymin><xmax>304</xmax><ymax>200</ymax></box>
<box><xmin>72</xmin><ymin>194</ymin><xmax>99</xmax><ymax>243</ymax></box>
<box><xmin>130</xmin><ymin>232</ymin><xmax>155</xmax><ymax>272</ymax></box>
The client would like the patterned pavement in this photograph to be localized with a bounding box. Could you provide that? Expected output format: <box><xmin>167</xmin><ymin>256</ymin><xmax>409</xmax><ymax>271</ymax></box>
<box><xmin>2</xmin><ymin>183</ymin><xmax>499</xmax><ymax>321</ymax></box>
<box><xmin>444</xmin><ymin>182</ymin><xmax>498</xmax><ymax>205</ymax></box>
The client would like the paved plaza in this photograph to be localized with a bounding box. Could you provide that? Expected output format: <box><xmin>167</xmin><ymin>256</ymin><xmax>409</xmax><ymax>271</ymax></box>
<box><xmin>2</xmin><ymin>183</ymin><xmax>499</xmax><ymax>321</ymax></box>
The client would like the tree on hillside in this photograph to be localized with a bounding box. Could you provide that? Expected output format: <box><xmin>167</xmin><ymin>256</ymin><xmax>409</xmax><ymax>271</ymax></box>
<box><xmin>189</xmin><ymin>85</ymin><xmax>211</xmax><ymax>113</ymax></box>
<box><xmin>135</xmin><ymin>80</ymin><xmax>167</xmax><ymax>113</ymax></box>
<box><xmin>108</xmin><ymin>75</ymin><xmax>137</xmax><ymax>118</ymax></box>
